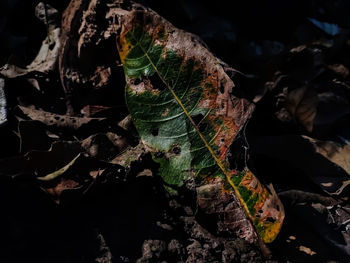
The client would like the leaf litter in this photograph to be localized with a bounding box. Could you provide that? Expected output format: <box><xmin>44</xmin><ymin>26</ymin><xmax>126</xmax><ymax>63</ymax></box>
<box><xmin>0</xmin><ymin>0</ymin><xmax>350</xmax><ymax>262</ymax></box>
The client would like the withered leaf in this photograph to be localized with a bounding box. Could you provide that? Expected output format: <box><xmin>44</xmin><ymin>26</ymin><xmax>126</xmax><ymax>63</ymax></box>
<box><xmin>0</xmin><ymin>3</ymin><xmax>60</xmax><ymax>78</ymax></box>
<box><xmin>277</xmin><ymin>86</ymin><xmax>318</xmax><ymax>132</ymax></box>
<box><xmin>116</xmin><ymin>5</ymin><xmax>284</xmax><ymax>243</ymax></box>
<box><xmin>19</xmin><ymin>105</ymin><xmax>105</xmax><ymax>130</ymax></box>
<box><xmin>303</xmin><ymin>136</ymin><xmax>350</xmax><ymax>195</ymax></box>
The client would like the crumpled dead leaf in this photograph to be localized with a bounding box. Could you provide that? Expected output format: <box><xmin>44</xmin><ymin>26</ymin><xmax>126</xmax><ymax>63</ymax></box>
<box><xmin>303</xmin><ymin>136</ymin><xmax>350</xmax><ymax>195</ymax></box>
<box><xmin>37</xmin><ymin>153</ymin><xmax>81</xmax><ymax>181</ymax></box>
<box><xmin>37</xmin><ymin>153</ymin><xmax>123</xmax><ymax>204</ymax></box>
<box><xmin>275</xmin><ymin>85</ymin><xmax>318</xmax><ymax>132</ymax></box>
<box><xmin>0</xmin><ymin>141</ymin><xmax>82</xmax><ymax>178</ymax></box>
<box><xmin>0</xmin><ymin>3</ymin><xmax>60</xmax><ymax>78</ymax></box>
<box><xmin>19</xmin><ymin>105</ymin><xmax>105</xmax><ymax>129</ymax></box>
<box><xmin>111</xmin><ymin>143</ymin><xmax>146</xmax><ymax>168</ymax></box>
<box><xmin>81</xmin><ymin>132</ymin><xmax>129</xmax><ymax>162</ymax></box>
<box><xmin>249</xmin><ymin>134</ymin><xmax>350</xmax><ymax>196</ymax></box>
<box><xmin>304</xmin><ymin>136</ymin><xmax>350</xmax><ymax>175</ymax></box>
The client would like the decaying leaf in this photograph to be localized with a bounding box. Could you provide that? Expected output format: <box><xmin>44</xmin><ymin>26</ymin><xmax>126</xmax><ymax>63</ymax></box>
<box><xmin>80</xmin><ymin>105</ymin><xmax>113</xmax><ymax>117</ymax></box>
<box><xmin>303</xmin><ymin>136</ymin><xmax>350</xmax><ymax>195</ymax></box>
<box><xmin>250</xmin><ymin>134</ymin><xmax>350</xmax><ymax>196</ymax></box>
<box><xmin>111</xmin><ymin>142</ymin><xmax>146</xmax><ymax>168</ymax></box>
<box><xmin>81</xmin><ymin>132</ymin><xmax>129</xmax><ymax>162</ymax></box>
<box><xmin>304</xmin><ymin>136</ymin><xmax>350</xmax><ymax>175</ymax></box>
<box><xmin>117</xmin><ymin>7</ymin><xmax>284</xmax><ymax>243</ymax></box>
<box><xmin>37</xmin><ymin>153</ymin><xmax>81</xmax><ymax>181</ymax></box>
<box><xmin>0</xmin><ymin>141</ymin><xmax>82</xmax><ymax>178</ymax></box>
<box><xmin>276</xmin><ymin>85</ymin><xmax>318</xmax><ymax>132</ymax></box>
<box><xmin>0</xmin><ymin>3</ymin><xmax>60</xmax><ymax>78</ymax></box>
<box><xmin>37</xmin><ymin>153</ymin><xmax>122</xmax><ymax>204</ymax></box>
<box><xmin>43</xmin><ymin>177</ymin><xmax>82</xmax><ymax>204</ymax></box>
<box><xmin>19</xmin><ymin>105</ymin><xmax>105</xmax><ymax>129</ymax></box>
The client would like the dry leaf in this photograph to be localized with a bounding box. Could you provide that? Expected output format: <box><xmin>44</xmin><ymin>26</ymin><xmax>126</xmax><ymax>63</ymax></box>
<box><xmin>19</xmin><ymin>105</ymin><xmax>105</xmax><ymax>129</ymax></box>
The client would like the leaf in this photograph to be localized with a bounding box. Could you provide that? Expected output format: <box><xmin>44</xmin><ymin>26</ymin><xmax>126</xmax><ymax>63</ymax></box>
<box><xmin>117</xmin><ymin>9</ymin><xmax>284</xmax><ymax>243</ymax></box>
<box><xmin>37</xmin><ymin>153</ymin><xmax>81</xmax><ymax>181</ymax></box>
<box><xmin>250</xmin><ymin>134</ymin><xmax>350</xmax><ymax>196</ymax></box>
<box><xmin>0</xmin><ymin>141</ymin><xmax>82</xmax><ymax>178</ymax></box>
<box><xmin>304</xmin><ymin>137</ymin><xmax>350</xmax><ymax>175</ymax></box>
<box><xmin>37</xmin><ymin>154</ymin><xmax>122</xmax><ymax>204</ymax></box>
<box><xmin>303</xmin><ymin>136</ymin><xmax>350</xmax><ymax>195</ymax></box>
<box><xmin>0</xmin><ymin>3</ymin><xmax>60</xmax><ymax>78</ymax></box>
<box><xmin>19</xmin><ymin>105</ymin><xmax>105</xmax><ymax>130</ymax></box>
<box><xmin>276</xmin><ymin>85</ymin><xmax>318</xmax><ymax>132</ymax></box>
<box><xmin>111</xmin><ymin>142</ymin><xmax>146</xmax><ymax>168</ymax></box>
<box><xmin>81</xmin><ymin>132</ymin><xmax>129</xmax><ymax>162</ymax></box>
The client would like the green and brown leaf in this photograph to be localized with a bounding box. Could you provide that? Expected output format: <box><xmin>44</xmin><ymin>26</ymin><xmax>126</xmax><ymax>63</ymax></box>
<box><xmin>117</xmin><ymin>10</ymin><xmax>284</xmax><ymax>243</ymax></box>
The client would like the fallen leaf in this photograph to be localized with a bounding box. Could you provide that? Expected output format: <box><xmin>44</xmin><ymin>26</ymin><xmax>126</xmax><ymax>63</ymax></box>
<box><xmin>249</xmin><ymin>135</ymin><xmax>350</xmax><ymax>195</ymax></box>
<box><xmin>276</xmin><ymin>86</ymin><xmax>318</xmax><ymax>132</ymax></box>
<box><xmin>117</xmin><ymin>7</ymin><xmax>283</xmax><ymax>243</ymax></box>
<box><xmin>303</xmin><ymin>136</ymin><xmax>350</xmax><ymax>195</ymax></box>
<box><xmin>44</xmin><ymin>178</ymin><xmax>81</xmax><ymax>204</ymax></box>
<box><xmin>304</xmin><ymin>136</ymin><xmax>350</xmax><ymax>175</ymax></box>
<box><xmin>37</xmin><ymin>155</ymin><xmax>122</xmax><ymax>204</ymax></box>
<box><xmin>0</xmin><ymin>3</ymin><xmax>60</xmax><ymax>78</ymax></box>
<box><xmin>19</xmin><ymin>105</ymin><xmax>105</xmax><ymax>129</ymax></box>
<box><xmin>328</xmin><ymin>64</ymin><xmax>349</xmax><ymax>78</ymax></box>
<box><xmin>81</xmin><ymin>132</ymin><xmax>129</xmax><ymax>161</ymax></box>
<box><xmin>80</xmin><ymin>105</ymin><xmax>113</xmax><ymax>117</ymax></box>
<box><xmin>0</xmin><ymin>141</ymin><xmax>82</xmax><ymax>178</ymax></box>
<box><xmin>299</xmin><ymin>245</ymin><xmax>317</xmax><ymax>256</ymax></box>
<box><xmin>37</xmin><ymin>153</ymin><xmax>81</xmax><ymax>181</ymax></box>
<box><xmin>111</xmin><ymin>143</ymin><xmax>146</xmax><ymax>168</ymax></box>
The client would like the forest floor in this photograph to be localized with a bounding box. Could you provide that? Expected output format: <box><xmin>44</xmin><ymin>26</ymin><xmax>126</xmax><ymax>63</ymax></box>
<box><xmin>1</xmin><ymin>0</ymin><xmax>350</xmax><ymax>262</ymax></box>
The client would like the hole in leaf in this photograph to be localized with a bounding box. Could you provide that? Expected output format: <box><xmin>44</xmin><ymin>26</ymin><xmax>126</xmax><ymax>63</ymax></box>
<box><xmin>60</xmin><ymin>118</ymin><xmax>65</xmax><ymax>122</ymax></box>
<box><xmin>192</xmin><ymin>114</ymin><xmax>203</xmax><ymax>125</ymax></box>
<box><xmin>198</xmin><ymin>122</ymin><xmax>208</xmax><ymax>132</ymax></box>
<box><xmin>149</xmin><ymin>74</ymin><xmax>165</xmax><ymax>91</ymax></box>
<box><xmin>219</xmin><ymin>85</ymin><xmax>225</xmax><ymax>94</ymax></box>
<box><xmin>258</xmin><ymin>209</ymin><xmax>263</xmax><ymax>214</ymax></box>
<box><xmin>54</xmin><ymin>116</ymin><xmax>60</xmax><ymax>120</ymax></box>
<box><xmin>134</xmin><ymin>78</ymin><xmax>142</xmax><ymax>85</ymax></box>
<box><xmin>151</xmin><ymin>128</ymin><xmax>159</xmax><ymax>136</ymax></box>
<box><xmin>172</xmin><ymin>146</ymin><xmax>181</xmax><ymax>155</ymax></box>
<box><xmin>228</xmin><ymin>134</ymin><xmax>246</xmax><ymax>171</ymax></box>
<box><xmin>266</xmin><ymin>217</ymin><xmax>276</xmax><ymax>223</ymax></box>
